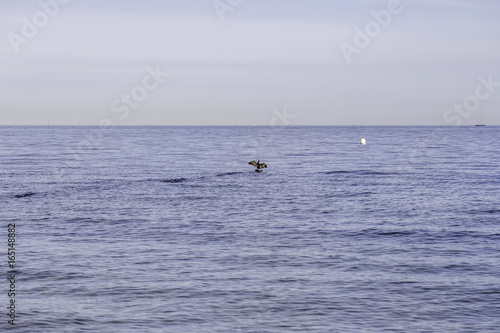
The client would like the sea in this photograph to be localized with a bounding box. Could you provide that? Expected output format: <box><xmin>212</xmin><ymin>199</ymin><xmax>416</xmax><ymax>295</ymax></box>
<box><xmin>1</xmin><ymin>125</ymin><xmax>499</xmax><ymax>332</ymax></box>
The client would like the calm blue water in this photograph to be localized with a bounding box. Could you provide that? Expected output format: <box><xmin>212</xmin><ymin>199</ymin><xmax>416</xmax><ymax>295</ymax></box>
<box><xmin>1</xmin><ymin>126</ymin><xmax>500</xmax><ymax>332</ymax></box>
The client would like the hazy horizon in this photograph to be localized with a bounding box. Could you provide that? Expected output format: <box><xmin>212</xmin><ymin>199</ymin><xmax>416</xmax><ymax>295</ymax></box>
<box><xmin>1</xmin><ymin>0</ymin><xmax>499</xmax><ymax>126</ymax></box>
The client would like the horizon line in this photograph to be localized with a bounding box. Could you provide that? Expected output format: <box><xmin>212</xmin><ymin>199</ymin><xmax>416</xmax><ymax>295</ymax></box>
<box><xmin>0</xmin><ymin>124</ymin><xmax>497</xmax><ymax>127</ymax></box>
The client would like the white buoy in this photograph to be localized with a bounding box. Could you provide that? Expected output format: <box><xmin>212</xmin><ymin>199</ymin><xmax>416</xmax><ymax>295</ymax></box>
<box><xmin>360</xmin><ymin>138</ymin><xmax>366</xmax><ymax>145</ymax></box>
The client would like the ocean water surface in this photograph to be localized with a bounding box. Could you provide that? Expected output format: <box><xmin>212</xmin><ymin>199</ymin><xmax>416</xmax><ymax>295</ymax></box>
<box><xmin>1</xmin><ymin>125</ymin><xmax>500</xmax><ymax>332</ymax></box>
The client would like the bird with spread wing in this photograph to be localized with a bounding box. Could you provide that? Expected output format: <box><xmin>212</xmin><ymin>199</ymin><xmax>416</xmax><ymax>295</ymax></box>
<box><xmin>248</xmin><ymin>160</ymin><xmax>267</xmax><ymax>172</ymax></box>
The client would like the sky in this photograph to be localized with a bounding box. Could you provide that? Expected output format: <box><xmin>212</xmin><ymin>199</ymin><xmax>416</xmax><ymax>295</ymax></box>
<box><xmin>1</xmin><ymin>0</ymin><xmax>499</xmax><ymax>125</ymax></box>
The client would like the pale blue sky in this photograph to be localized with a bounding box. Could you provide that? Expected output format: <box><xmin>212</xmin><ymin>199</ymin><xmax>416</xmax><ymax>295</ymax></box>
<box><xmin>1</xmin><ymin>0</ymin><xmax>499</xmax><ymax>125</ymax></box>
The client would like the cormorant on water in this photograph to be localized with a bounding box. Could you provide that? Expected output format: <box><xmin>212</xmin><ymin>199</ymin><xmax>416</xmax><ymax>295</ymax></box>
<box><xmin>248</xmin><ymin>160</ymin><xmax>267</xmax><ymax>172</ymax></box>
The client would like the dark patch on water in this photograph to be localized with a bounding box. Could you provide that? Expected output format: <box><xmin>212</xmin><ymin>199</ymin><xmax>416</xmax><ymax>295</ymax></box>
<box><xmin>324</xmin><ymin>170</ymin><xmax>393</xmax><ymax>176</ymax></box>
<box><xmin>341</xmin><ymin>228</ymin><xmax>417</xmax><ymax>238</ymax></box>
<box><xmin>216</xmin><ymin>171</ymin><xmax>244</xmax><ymax>177</ymax></box>
<box><xmin>376</xmin><ymin>230</ymin><xmax>416</xmax><ymax>237</ymax></box>
<box><xmin>466</xmin><ymin>208</ymin><xmax>500</xmax><ymax>215</ymax></box>
<box><xmin>14</xmin><ymin>192</ymin><xmax>36</xmax><ymax>198</ymax></box>
<box><xmin>323</xmin><ymin>191</ymin><xmax>374</xmax><ymax>198</ymax></box>
<box><xmin>161</xmin><ymin>178</ymin><xmax>187</xmax><ymax>183</ymax></box>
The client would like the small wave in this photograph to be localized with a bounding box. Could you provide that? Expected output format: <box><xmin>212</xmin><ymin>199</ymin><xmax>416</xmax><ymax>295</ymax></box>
<box><xmin>466</xmin><ymin>209</ymin><xmax>500</xmax><ymax>215</ymax></box>
<box><xmin>342</xmin><ymin>229</ymin><xmax>416</xmax><ymax>238</ymax></box>
<box><xmin>363</xmin><ymin>171</ymin><xmax>394</xmax><ymax>176</ymax></box>
<box><xmin>161</xmin><ymin>178</ymin><xmax>187</xmax><ymax>183</ymax></box>
<box><xmin>324</xmin><ymin>191</ymin><xmax>373</xmax><ymax>198</ymax></box>
<box><xmin>14</xmin><ymin>192</ymin><xmax>36</xmax><ymax>198</ymax></box>
<box><xmin>376</xmin><ymin>231</ymin><xmax>415</xmax><ymax>237</ymax></box>
<box><xmin>216</xmin><ymin>171</ymin><xmax>244</xmax><ymax>177</ymax></box>
<box><xmin>324</xmin><ymin>170</ymin><xmax>394</xmax><ymax>176</ymax></box>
